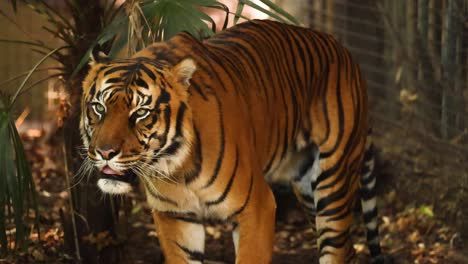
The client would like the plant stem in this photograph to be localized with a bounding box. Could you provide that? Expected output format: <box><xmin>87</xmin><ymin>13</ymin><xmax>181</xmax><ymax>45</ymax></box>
<box><xmin>62</xmin><ymin>129</ymin><xmax>82</xmax><ymax>263</ymax></box>
<box><xmin>9</xmin><ymin>47</ymin><xmax>62</xmax><ymax>108</ymax></box>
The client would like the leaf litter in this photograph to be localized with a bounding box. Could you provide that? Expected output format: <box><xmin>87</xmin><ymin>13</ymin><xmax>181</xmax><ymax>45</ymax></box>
<box><xmin>0</xmin><ymin>130</ymin><xmax>467</xmax><ymax>264</ymax></box>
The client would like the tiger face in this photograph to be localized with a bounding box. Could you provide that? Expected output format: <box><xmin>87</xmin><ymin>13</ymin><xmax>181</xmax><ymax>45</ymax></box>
<box><xmin>79</xmin><ymin>51</ymin><xmax>197</xmax><ymax>195</ymax></box>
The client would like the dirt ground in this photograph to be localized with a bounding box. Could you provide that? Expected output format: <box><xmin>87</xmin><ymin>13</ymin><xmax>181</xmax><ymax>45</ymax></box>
<box><xmin>1</xmin><ymin>130</ymin><xmax>467</xmax><ymax>264</ymax></box>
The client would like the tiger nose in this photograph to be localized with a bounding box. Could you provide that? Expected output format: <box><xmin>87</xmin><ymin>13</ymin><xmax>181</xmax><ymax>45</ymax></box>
<box><xmin>96</xmin><ymin>146</ymin><xmax>120</xmax><ymax>160</ymax></box>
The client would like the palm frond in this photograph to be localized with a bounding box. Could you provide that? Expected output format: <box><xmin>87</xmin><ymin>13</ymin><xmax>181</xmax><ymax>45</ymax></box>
<box><xmin>256</xmin><ymin>0</ymin><xmax>300</xmax><ymax>25</ymax></box>
<box><xmin>0</xmin><ymin>38</ymin><xmax>54</xmax><ymax>52</ymax></box>
<box><xmin>72</xmin><ymin>0</ymin><xmax>299</xmax><ymax>75</ymax></box>
<box><xmin>239</xmin><ymin>0</ymin><xmax>299</xmax><ymax>25</ymax></box>
<box><xmin>0</xmin><ymin>67</ymin><xmax>61</xmax><ymax>89</ymax></box>
<box><xmin>0</xmin><ymin>47</ymin><xmax>61</xmax><ymax>256</ymax></box>
<box><xmin>10</xmin><ymin>47</ymin><xmax>62</xmax><ymax>107</ymax></box>
<box><xmin>233</xmin><ymin>1</ymin><xmax>245</xmax><ymax>25</ymax></box>
<box><xmin>0</xmin><ymin>106</ymin><xmax>39</xmax><ymax>255</ymax></box>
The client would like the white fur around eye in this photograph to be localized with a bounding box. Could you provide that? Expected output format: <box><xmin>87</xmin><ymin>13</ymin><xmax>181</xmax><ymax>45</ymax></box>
<box><xmin>92</xmin><ymin>103</ymin><xmax>106</xmax><ymax>119</ymax></box>
<box><xmin>132</xmin><ymin>108</ymin><xmax>151</xmax><ymax>123</ymax></box>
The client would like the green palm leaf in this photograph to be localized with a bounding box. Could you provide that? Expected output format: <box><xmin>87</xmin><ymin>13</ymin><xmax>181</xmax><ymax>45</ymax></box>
<box><xmin>0</xmin><ymin>48</ymin><xmax>58</xmax><ymax>256</ymax></box>
<box><xmin>73</xmin><ymin>0</ymin><xmax>298</xmax><ymax>75</ymax></box>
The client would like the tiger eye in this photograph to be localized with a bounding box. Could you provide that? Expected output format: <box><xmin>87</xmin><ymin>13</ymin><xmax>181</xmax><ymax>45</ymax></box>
<box><xmin>95</xmin><ymin>104</ymin><xmax>105</xmax><ymax>112</ymax></box>
<box><xmin>92</xmin><ymin>103</ymin><xmax>105</xmax><ymax>116</ymax></box>
<box><xmin>136</xmin><ymin>109</ymin><xmax>149</xmax><ymax>116</ymax></box>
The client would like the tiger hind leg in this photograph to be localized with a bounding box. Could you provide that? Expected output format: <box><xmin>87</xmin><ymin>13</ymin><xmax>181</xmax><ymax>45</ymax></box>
<box><xmin>291</xmin><ymin>141</ymin><xmax>357</xmax><ymax>263</ymax></box>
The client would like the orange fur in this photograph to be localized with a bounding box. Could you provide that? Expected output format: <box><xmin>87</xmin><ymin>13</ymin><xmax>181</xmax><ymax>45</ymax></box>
<box><xmin>80</xmin><ymin>20</ymin><xmax>382</xmax><ymax>264</ymax></box>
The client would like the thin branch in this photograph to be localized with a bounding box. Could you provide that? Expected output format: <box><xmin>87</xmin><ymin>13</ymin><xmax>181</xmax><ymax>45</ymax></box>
<box><xmin>42</xmin><ymin>26</ymin><xmax>74</xmax><ymax>46</ymax></box>
<box><xmin>10</xmin><ymin>47</ymin><xmax>63</xmax><ymax>108</ymax></box>
<box><xmin>31</xmin><ymin>46</ymin><xmax>71</xmax><ymax>65</ymax></box>
<box><xmin>30</xmin><ymin>1</ymin><xmax>77</xmax><ymax>36</ymax></box>
<box><xmin>0</xmin><ymin>67</ymin><xmax>62</xmax><ymax>88</ymax></box>
<box><xmin>18</xmin><ymin>73</ymin><xmax>62</xmax><ymax>96</ymax></box>
<box><xmin>30</xmin><ymin>48</ymin><xmax>63</xmax><ymax>64</ymax></box>
<box><xmin>0</xmin><ymin>39</ymin><xmax>53</xmax><ymax>51</ymax></box>
<box><xmin>62</xmin><ymin>130</ymin><xmax>82</xmax><ymax>263</ymax></box>
<box><xmin>0</xmin><ymin>9</ymin><xmax>38</xmax><ymax>41</ymax></box>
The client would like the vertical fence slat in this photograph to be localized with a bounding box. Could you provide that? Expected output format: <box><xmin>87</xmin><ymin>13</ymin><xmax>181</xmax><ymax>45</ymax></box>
<box><xmin>441</xmin><ymin>0</ymin><xmax>462</xmax><ymax>139</ymax></box>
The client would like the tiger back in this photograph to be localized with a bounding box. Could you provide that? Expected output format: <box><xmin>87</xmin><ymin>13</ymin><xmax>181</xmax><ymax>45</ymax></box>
<box><xmin>80</xmin><ymin>19</ymin><xmax>385</xmax><ymax>264</ymax></box>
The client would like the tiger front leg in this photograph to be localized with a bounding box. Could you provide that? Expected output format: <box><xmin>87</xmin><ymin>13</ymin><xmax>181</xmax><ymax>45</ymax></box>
<box><xmin>234</xmin><ymin>175</ymin><xmax>276</xmax><ymax>264</ymax></box>
<box><xmin>152</xmin><ymin>211</ymin><xmax>205</xmax><ymax>264</ymax></box>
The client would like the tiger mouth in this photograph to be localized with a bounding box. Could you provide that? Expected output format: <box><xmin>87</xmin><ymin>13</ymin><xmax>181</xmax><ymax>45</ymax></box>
<box><xmin>99</xmin><ymin>170</ymin><xmax>137</xmax><ymax>184</ymax></box>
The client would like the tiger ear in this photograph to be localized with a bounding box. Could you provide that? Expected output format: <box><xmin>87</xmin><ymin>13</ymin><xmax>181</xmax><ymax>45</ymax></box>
<box><xmin>89</xmin><ymin>45</ymin><xmax>110</xmax><ymax>65</ymax></box>
<box><xmin>173</xmin><ymin>58</ymin><xmax>197</xmax><ymax>88</ymax></box>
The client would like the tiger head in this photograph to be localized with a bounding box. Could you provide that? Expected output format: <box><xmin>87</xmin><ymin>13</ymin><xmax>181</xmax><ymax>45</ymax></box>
<box><xmin>79</xmin><ymin>48</ymin><xmax>197</xmax><ymax>195</ymax></box>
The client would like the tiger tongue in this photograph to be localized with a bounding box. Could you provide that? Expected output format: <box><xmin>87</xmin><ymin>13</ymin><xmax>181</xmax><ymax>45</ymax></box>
<box><xmin>102</xmin><ymin>166</ymin><xmax>124</xmax><ymax>175</ymax></box>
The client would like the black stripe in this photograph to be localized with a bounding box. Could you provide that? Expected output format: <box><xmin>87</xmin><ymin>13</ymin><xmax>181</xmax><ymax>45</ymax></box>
<box><xmin>135</xmin><ymin>78</ymin><xmax>149</xmax><ymax>89</ymax></box>
<box><xmin>366</xmin><ymin>229</ymin><xmax>379</xmax><ymax>240</ymax></box>
<box><xmin>314</xmin><ymin>72</ymin><xmax>362</xmax><ymax>192</ymax></box>
<box><xmin>320</xmin><ymin>51</ymin><xmax>345</xmax><ymax>158</ymax></box>
<box><xmin>318</xmin><ymin>66</ymin><xmax>331</xmax><ymax>146</ymax></box>
<box><xmin>208</xmin><ymin>33</ymin><xmax>268</xmax><ymax>100</ymax></box>
<box><xmin>103</xmin><ymin>65</ymin><xmax>131</xmax><ymax>75</ymax></box>
<box><xmin>364</xmin><ymin>143</ymin><xmax>374</xmax><ymax>161</ymax></box>
<box><xmin>360</xmin><ymin>186</ymin><xmax>376</xmax><ymax>200</ymax></box>
<box><xmin>174</xmin><ymin>103</ymin><xmax>187</xmax><ymax>137</ymax></box>
<box><xmin>145</xmin><ymin>187</ymin><xmax>178</xmax><ymax>206</ymax></box>
<box><xmin>162</xmin><ymin>141</ymin><xmax>180</xmax><ymax>156</ymax></box>
<box><xmin>263</xmin><ymin>125</ymin><xmax>281</xmax><ymax>174</ymax></box>
<box><xmin>327</xmin><ymin>203</ymin><xmax>352</xmax><ymax>222</ymax></box>
<box><xmin>190</xmin><ymin>82</ymin><xmax>208</xmax><ymax>100</ymax></box>
<box><xmin>206</xmin><ymin>149</ymin><xmax>239</xmax><ymax>207</ymax></box>
<box><xmin>227</xmin><ymin>172</ymin><xmax>253</xmax><ymax>219</ymax></box>
<box><xmin>175</xmin><ymin>242</ymin><xmax>204</xmax><ymax>262</ymax></box>
<box><xmin>300</xmin><ymin>193</ymin><xmax>315</xmax><ymax>204</ymax></box>
<box><xmin>265</xmin><ymin>22</ymin><xmax>301</xmax><ymax>140</ymax></box>
<box><xmin>157</xmin><ymin>106</ymin><xmax>171</xmax><ymax>149</ymax></box>
<box><xmin>316</xmin><ymin>166</ymin><xmax>355</xmax><ymax>215</ymax></box>
<box><xmin>171</xmin><ymin>215</ymin><xmax>203</xmax><ymax>224</ymax></box>
<box><xmin>89</xmin><ymin>83</ymin><xmax>96</xmax><ymax>97</ymax></box>
<box><xmin>363</xmin><ymin>207</ymin><xmax>378</xmax><ymax>223</ymax></box>
<box><xmin>138</xmin><ymin>63</ymin><xmax>156</xmax><ymax>80</ymax></box>
<box><xmin>361</xmin><ymin>165</ymin><xmax>371</xmax><ymax>176</ymax></box>
<box><xmin>142</xmin><ymin>95</ymin><xmax>153</xmax><ymax>107</ymax></box>
<box><xmin>368</xmin><ymin>244</ymin><xmax>382</xmax><ymax>258</ymax></box>
<box><xmin>163</xmin><ymin>211</ymin><xmax>202</xmax><ymax>224</ymax></box>
<box><xmin>106</xmin><ymin>77</ymin><xmax>121</xmax><ymax>84</ymax></box>
<box><xmin>203</xmin><ymin>94</ymin><xmax>225</xmax><ymax>188</ymax></box>
<box><xmin>156</xmin><ymin>88</ymin><xmax>171</xmax><ymax>106</ymax></box>
<box><xmin>319</xmin><ymin>228</ymin><xmax>349</xmax><ymax>251</ymax></box>
<box><xmin>212</xmin><ymin>30</ymin><xmax>270</xmax><ymax>104</ymax></box>
<box><xmin>185</xmin><ymin>127</ymin><xmax>202</xmax><ymax>184</ymax></box>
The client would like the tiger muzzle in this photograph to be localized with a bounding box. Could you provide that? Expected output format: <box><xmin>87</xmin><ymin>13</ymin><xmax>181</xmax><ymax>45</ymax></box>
<box><xmin>99</xmin><ymin>171</ymin><xmax>137</xmax><ymax>184</ymax></box>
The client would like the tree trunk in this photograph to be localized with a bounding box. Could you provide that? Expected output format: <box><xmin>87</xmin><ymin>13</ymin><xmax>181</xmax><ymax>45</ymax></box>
<box><xmin>59</xmin><ymin>1</ymin><xmax>123</xmax><ymax>263</ymax></box>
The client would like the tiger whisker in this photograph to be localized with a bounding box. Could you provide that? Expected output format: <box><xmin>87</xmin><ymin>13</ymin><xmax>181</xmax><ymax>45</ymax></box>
<box><xmin>72</xmin><ymin>157</ymin><xmax>96</xmax><ymax>189</ymax></box>
<box><xmin>131</xmin><ymin>167</ymin><xmax>163</xmax><ymax>195</ymax></box>
<box><xmin>135</xmin><ymin>162</ymin><xmax>178</xmax><ymax>185</ymax></box>
<box><xmin>134</xmin><ymin>160</ymin><xmax>177</xmax><ymax>184</ymax></box>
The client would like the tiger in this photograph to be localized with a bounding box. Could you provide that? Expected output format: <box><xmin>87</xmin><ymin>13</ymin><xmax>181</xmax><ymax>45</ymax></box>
<box><xmin>79</xmin><ymin>19</ymin><xmax>385</xmax><ymax>264</ymax></box>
